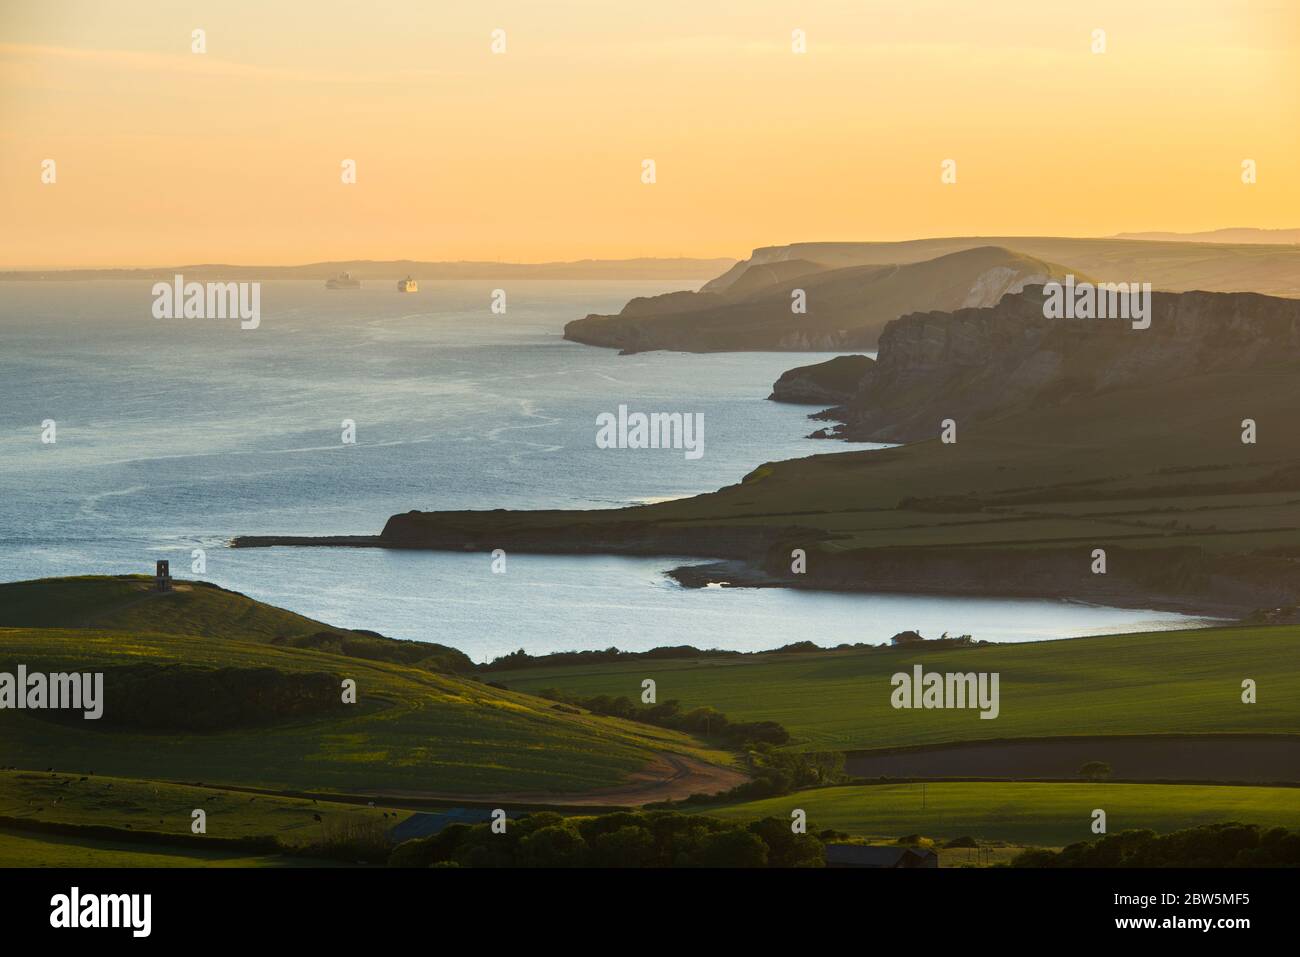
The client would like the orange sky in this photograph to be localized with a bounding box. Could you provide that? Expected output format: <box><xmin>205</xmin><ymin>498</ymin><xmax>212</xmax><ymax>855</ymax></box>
<box><xmin>2</xmin><ymin>0</ymin><xmax>1297</xmax><ymax>267</ymax></box>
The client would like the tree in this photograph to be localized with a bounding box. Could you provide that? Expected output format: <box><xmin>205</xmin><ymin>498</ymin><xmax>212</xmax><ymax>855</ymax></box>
<box><xmin>518</xmin><ymin>824</ymin><xmax>588</xmax><ymax>867</ymax></box>
<box><xmin>692</xmin><ymin>828</ymin><xmax>769</xmax><ymax>868</ymax></box>
<box><xmin>590</xmin><ymin>826</ymin><xmax>657</xmax><ymax>868</ymax></box>
<box><xmin>747</xmin><ymin>817</ymin><xmax>825</xmax><ymax>867</ymax></box>
<box><xmin>1079</xmin><ymin>761</ymin><xmax>1112</xmax><ymax>781</ymax></box>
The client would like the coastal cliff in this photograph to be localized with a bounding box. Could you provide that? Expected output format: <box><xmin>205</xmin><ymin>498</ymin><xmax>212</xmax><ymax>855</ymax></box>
<box><xmin>805</xmin><ymin>286</ymin><xmax>1300</xmax><ymax>442</ymax></box>
<box><xmin>564</xmin><ymin>246</ymin><xmax>1072</xmax><ymax>354</ymax></box>
<box><xmin>238</xmin><ymin>287</ymin><xmax>1300</xmax><ymax>620</ymax></box>
<box><xmin>768</xmin><ymin>355</ymin><xmax>874</xmax><ymax>405</ymax></box>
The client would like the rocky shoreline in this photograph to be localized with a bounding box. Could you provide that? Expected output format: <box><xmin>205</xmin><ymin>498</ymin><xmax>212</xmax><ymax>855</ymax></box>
<box><xmin>664</xmin><ymin>557</ymin><xmax>1244</xmax><ymax>621</ymax></box>
<box><xmin>231</xmin><ymin>522</ymin><xmax>1296</xmax><ymax>621</ymax></box>
<box><xmin>233</xmin><ymin>285</ymin><xmax>1300</xmax><ymax>625</ymax></box>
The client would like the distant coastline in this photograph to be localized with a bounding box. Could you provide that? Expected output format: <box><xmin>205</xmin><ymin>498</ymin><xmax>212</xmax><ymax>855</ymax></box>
<box><xmin>0</xmin><ymin>257</ymin><xmax>737</xmax><ymax>282</ymax></box>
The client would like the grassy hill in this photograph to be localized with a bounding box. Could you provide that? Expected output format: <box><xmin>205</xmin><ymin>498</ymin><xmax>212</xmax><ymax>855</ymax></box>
<box><xmin>0</xmin><ymin>828</ymin><xmax>313</xmax><ymax>868</ymax></box>
<box><xmin>0</xmin><ymin>769</ymin><xmax>403</xmax><ymax>847</ymax></box>
<box><xmin>0</xmin><ymin>769</ymin><xmax>413</xmax><ymax>867</ymax></box>
<box><xmin>0</xmin><ymin>575</ymin><xmax>472</xmax><ymax>673</ymax></box>
<box><xmin>703</xmin><ymin>237</ymin><xmax>1300</xmax><ymax>298</ymax></box>
<box><xmin>488</xmin><ymin>624</ymin><xmax>1300</xmax><ymax>752</ymax></box>
<box><xmin>0</xmin><ymin>578</ymin><xmax>736</xmax><ymax>798</ymax></box>
<box><xmin>694</xmin><ymin>781</ymin><xmax>1300</xmax><ymax>847</ymax></box>
<box><xmin>0</xmin><ymin>623</ymin><xmax>731</xmax><ymax>794</ymax></box>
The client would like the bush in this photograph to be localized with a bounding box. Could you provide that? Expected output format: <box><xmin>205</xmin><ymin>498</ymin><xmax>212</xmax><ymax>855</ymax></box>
<box><xmin>385</xmin><ymin>810</ymin><xmax>825</xmax><ymax>868</ymax></box>
<box><xmin>693</xmin><ymin>828</ymin><xmax>769</xmax><ymax>868</ymax></box>
<box><xmin>518</xmin><ymin>823</ymin><xmax>588</xmax><ymax>867</ymax></box>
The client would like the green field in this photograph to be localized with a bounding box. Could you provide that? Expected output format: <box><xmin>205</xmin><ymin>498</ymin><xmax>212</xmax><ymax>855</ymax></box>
<box><xmin>3</xmin><ymin>577</ymin><xmax>1296</xmax><ymax>864</ymax></box>
<box><xmin>0</xmin><ymin>828</ymin><xmax>317</xmax><ymax>868</ymax></box>
<box><xmin>0</xmin><ymin>625</ymin><xmax>730</xmax><ymax>794</ymax></box>
<box><xmin>490</xmin><ymin>624</ymin><xmax>1300</xmax><ymax>751</ymax></box>
<box><xmin>0</xmin><ymin>770</ymin><xmax>412</xmax><ymax>867</ymax></box>
<box><xmin>0</xmin><ymin>770</ymin><xmax>408</xmax><ymax>845</ymax></box>
<box><xmin>698</xmin><ymin>782</ymin><xmax>1300</xmax><ymax>847</ymax></box>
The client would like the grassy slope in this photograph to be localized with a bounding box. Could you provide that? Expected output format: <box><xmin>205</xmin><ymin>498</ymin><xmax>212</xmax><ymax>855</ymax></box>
<box><xmin>0</xmin><ymin>575</ymin><xmax>470</xmax><ymax>672</ymax></box>
<box><xmin>489</xmin><ymin>625</ymin><xmax>1300</xmax><ymax>751</ymax></box>
<box><xmin>0</xmin><ymin>829</ymin><xmax>316</xmax><ymax>868</ymax></box>
<box><xmin>385</xmin><ymin>367</ymin><xmax>1300</xmax><ymax>568</ymax></box>
<box><xmin>696</xmin><ymin>781</ymin><xmax>1300</xmax><ymax>846</ymax></box>
<box><xmin>0</xmin><ymin>770</ymin><xmax>405</xmax><ymax>846</ymax></box>
<box><xmin>0</xmin><ymin>770</ymin><xmax>404</xmax><ymax>867</ymax></box>
<box><xmin>0</xmin><ymin>580</ymin><xmax>732</xmax><ymax>795</ymax></box>
<box><xmin>0</xmin><ymin>626</ymin><xmax>730</xmax><ymax>793</ymax></box>
<box><xmin>643</xmin><ymin>367</ymin><xmax>1300</xmax><ymax>550</ymax></box>
<box><xmin>0</xmin><ymin>575</ymin><xmax>344</xmax><ymax>638</ymax></box>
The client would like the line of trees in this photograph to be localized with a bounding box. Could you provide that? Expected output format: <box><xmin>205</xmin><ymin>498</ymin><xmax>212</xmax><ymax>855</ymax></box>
<box><xmin>660</xmin><ymin>745</ymin><xmax>846</xmax><ymax>806</ymax></box>
<box><xmin>477</xmin><ymin>640</ymin><xmax>880</xmax><ymax>673</ymax></box>
<box><xmin>1012</xmin><ymin>823</ymin><xmax>1300</xmax><ymax>867</ymax></box>
<box><xmin>388</xmin><ymin>810</ymin><xmax>826</xmax><ymax>868</ymax></box>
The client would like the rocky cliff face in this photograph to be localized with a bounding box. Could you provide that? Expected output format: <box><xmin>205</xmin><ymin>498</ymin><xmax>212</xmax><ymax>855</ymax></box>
<box><xmin>769</xmin><ymin>354</ymin><xmax>874</xmax><ymax>404</ymax></box>
<box><xmin>817</xmin><ymin>287</ymin><xmax>1300</xmax><ymax>442</ymax></box>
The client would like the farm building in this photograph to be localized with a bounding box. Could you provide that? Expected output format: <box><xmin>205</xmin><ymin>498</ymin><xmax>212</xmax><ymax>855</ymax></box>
<box><xmin>387</xmin><ymin>808</ymin><xmax>504</xmax><ymax>843</ymax></box>
<box><xmin>825</xmin><ymin>844</ymin><xmax>939</xmax><ymax>868</ymax></box>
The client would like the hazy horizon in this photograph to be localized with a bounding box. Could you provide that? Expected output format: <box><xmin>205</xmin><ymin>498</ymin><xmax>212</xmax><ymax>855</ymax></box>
<box><xmin>3</xmin><ymin>226</ymin><xmax>1297</xmax><ymax>273</ymax></box>
<box><xmin>3</xmin><ymin>0</ymin><xmax>1297</xmax><ymax>267</ymax></box>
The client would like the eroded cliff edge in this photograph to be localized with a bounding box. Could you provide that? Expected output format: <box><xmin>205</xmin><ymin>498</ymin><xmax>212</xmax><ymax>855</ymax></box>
<box><xmin>236</xmin><ymin>287</ymin><xmax>1300</xmax><ymax>620</ymax></box>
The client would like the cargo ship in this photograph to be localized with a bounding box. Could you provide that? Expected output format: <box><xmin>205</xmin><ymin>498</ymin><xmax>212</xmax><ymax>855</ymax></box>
<box><xmin>397</xmin><ymin>276</ymin><xmax>418</xmax><ymax>292</ymax></box>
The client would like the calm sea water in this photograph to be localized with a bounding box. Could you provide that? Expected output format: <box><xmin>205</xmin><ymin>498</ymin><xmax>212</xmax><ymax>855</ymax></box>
<box><xmin>0</xmin><ymin>280</ymin><xmax>1209</xmax><ymax>660</ymax></box>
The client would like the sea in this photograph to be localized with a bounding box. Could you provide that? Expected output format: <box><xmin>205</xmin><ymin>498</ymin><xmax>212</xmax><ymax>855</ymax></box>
<box><xmin>0</xmin><ymin>280</ymin><xmax>1212</xmax><ymax>662</ymax></box>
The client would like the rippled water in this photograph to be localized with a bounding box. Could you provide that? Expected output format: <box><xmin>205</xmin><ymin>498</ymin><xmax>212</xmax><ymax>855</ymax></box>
<box><xmin>0</xmin><ymin>280</ymin><xmax>1211</xmax><ymax>660</ymax></box>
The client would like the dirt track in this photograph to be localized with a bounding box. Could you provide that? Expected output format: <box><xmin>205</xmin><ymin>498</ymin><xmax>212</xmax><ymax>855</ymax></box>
<box><xmin>441</xmin><ymin>753</ymin><xmax>749</xmax><ymax>807</ymax></box>
<box><xmin>186</xmin><ymin>752</ymin><xmax>748</xmax><ymax>811</ymax></box>
<box><xmin>845</xmin><ymin>735</ymin><xmax>1300</xmax><ymax>784</ymax></box>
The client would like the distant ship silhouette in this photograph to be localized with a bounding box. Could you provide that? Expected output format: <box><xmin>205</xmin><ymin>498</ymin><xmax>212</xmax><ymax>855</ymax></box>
<box><xmin>397</xmin><ymin>276</ymin><xmax>418</xmax><ymax>292</ymax></box>
<box><xmin>325</xmin><ymin>272</ymin><xmax>361</xmax><ymax>289</ymax></box>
